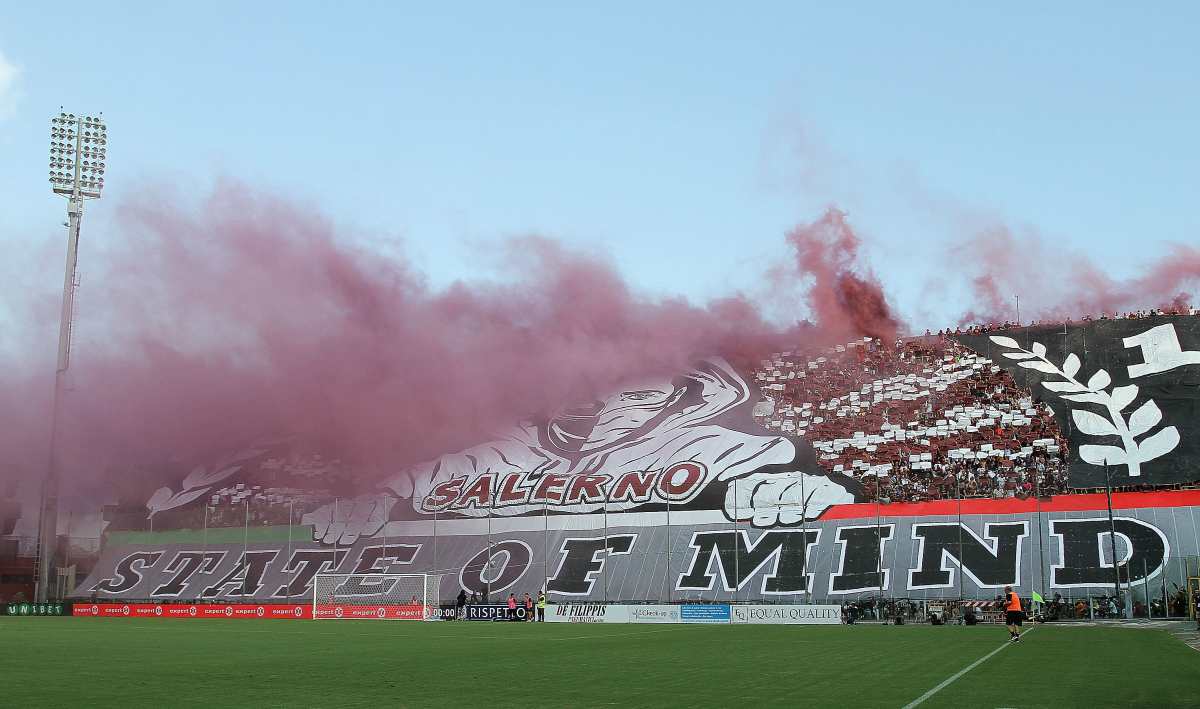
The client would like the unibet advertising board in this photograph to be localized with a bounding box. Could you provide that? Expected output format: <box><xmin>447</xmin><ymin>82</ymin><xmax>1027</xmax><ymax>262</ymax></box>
<box><xmin>4</xmin><ymin>603</ymin><xmax>70</xmax><ymax>617</ymax></box>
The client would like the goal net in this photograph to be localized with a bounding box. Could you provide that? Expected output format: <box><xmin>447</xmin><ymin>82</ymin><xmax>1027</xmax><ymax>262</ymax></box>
<box><xmin>312</xmin><ymin>573</ymin><xmax>443</xmax><ymax>620</ymax></box>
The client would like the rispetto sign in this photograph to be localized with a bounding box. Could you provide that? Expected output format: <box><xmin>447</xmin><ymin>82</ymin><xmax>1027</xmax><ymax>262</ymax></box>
<box><xmin>464</xmin><ymin>604</ymin><xmax>529</xmax><ymax>621</ymax></box>
<box><xmin>731</xmin><ymin>604</ymin><xmax>842</xmax><ymax>625</ymax></box>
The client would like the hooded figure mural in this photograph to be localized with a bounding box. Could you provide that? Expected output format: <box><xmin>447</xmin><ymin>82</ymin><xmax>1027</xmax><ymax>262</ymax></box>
<box><xmin>304</xmin><ymin>358</ymin><xmax>859</xmax><ymax>545</ymax></box>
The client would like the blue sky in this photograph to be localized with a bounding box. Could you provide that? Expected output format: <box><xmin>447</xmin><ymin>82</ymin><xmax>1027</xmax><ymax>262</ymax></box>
<box><xmin>1</xmin><ymin>2</ymin><xmax>1197</xmax><ymax>331</ymax></box>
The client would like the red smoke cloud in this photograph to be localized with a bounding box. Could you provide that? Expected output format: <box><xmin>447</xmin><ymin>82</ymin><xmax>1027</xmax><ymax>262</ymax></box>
<box><xmin>953</xmin><ymin>225</ymin><xmax>1200</xmax><ymax>325</ymax></box>
<box><xmin>782</xmin><ymin>207</ymin><xmax>903</xmax><ymax>343</ymax></box>
<box><xmin>4</xmin><ymin>183</ymin><xmax>896</xmax><ymax>496</ymax></box>
<box><xmin>3</xmin><ymin>181</ymin><xmax>1193</xmax><ymax>504</ymax></box>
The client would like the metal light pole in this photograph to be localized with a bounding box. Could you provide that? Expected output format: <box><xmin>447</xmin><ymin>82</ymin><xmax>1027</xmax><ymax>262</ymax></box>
<box><xmin>602</xmin><ymin>497</ymin><xmax>609</xmax><ymax>603</ymax></box>
<box><xmin>1104</xmin><ymin>463</ymin><xmax>1122</xmax><ymax>609</ymax></box>
<box><xmin>875</xmin><ymin>485</ymin><xmax>884</xmax><ymax>620</ymax></box>
<box><xmin>800</xmin><ymin>474</ymin><xmax>809</xmax><ymax>604</ymax></box>
<box><xmin>36</xmin><ymin>111</ymin><xmax>107</xmax><ymax>602</ymax></box>
<box><xmin>242</xmin><ymin>500</ymin><xmax>250</xmax><ymax>602</ymax></box>
<box><xmin>286</xmin><ymin>500</ymin><xmax>294</xmax><ymax>596</ymax></box>
<box><xmin>956</xmin><ymin>474</ymin><xmax>964</xmax><ymax>604</ymax></box>
<box><xmin>201</xmin><ymin>505</ymin><xmax>209</xmax><ymax>602</ymax></box>
<box><xmin>1036</xmin><ymin>469</ymin><xmax>1047</xmax><ymax>605</ymax></box>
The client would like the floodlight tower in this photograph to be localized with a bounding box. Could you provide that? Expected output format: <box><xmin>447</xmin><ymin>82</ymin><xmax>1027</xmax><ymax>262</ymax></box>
<box><xmin>35</xmin><ymin>111</ymin><xmax>107</xmax><ymax>602</ymax></box>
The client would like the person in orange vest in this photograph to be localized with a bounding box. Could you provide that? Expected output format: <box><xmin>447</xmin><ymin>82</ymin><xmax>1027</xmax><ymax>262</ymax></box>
<box><xmin>1004</xmin><ymin>585</ymin><xmax>1024</xmax><ymax>642</ymax></box>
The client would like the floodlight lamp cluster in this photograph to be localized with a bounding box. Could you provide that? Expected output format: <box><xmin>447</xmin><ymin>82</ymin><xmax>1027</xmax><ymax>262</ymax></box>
<box><xmin>49</xmin><ymin>112</ymin><xmax>107</xmax><ymax>195</ymax></box>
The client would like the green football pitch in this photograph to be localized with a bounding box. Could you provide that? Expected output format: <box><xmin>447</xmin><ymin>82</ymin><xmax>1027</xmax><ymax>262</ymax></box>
<box><xmin>3</xmin><ymin>619</ymin><xmax>1199</xmax><ymax>708</ymax></box>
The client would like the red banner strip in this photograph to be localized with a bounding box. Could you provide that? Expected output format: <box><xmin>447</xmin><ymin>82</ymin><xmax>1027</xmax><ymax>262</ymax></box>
<box><xmin>817</xmin><ymin>488</ymin><xmax>1200</xmax><ymax>520</ymax></box>
<box><xmin>71</xmin><ymin>603</ymin><xmax>431</xmax><ymax>619</ymax></box>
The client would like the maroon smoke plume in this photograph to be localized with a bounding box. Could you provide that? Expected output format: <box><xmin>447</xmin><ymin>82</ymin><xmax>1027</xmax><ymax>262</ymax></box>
<box><xmin>782</xmin><ymin>207</ymin><xmax>903</xmax><ymax>343</ymax></box>
<box><xmin>4</xmin><ymin>182</ymin><xmax>1193</xmax><ymax>503</ymax></box>
<box><xmin>954</xmin><ymin>225</ymin><xmax>1200</xmax><ymax>325</ymax></box>
<box><xmin>2</xmin><ymin>183</ymin><xmax>898</xmax><ymax>496</ymax></box>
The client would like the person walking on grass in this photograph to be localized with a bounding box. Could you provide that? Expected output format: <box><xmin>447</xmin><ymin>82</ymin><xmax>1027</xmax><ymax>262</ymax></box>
<box><xmin>1004</xmin><ymin>585</ymin><xmax>1024</xmax><ymax>642</ymax></box>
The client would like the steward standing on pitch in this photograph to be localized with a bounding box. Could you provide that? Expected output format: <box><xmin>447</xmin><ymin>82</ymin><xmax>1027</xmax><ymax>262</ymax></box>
<box><xmin>1004</xmin><ymin>586</ymin><xmax>1024</xmax><ymax>642</ymax></box>
<box><xmin>537</xmin><ymin>591</ymin><xmax>546</xmax><ymax>622</ymax></box>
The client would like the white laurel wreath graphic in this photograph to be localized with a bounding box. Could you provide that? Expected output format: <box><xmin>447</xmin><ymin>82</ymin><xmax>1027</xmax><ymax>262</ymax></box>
<box><xmin>989</xmin><ymin>336</ymin><xmax>1179</xmax><ymax>477</ymax></box>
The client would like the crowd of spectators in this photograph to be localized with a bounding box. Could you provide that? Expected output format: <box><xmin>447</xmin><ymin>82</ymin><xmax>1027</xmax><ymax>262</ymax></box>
<box><xmin>209</xmin><ymin>484</ymin><xmax>332</xmax><ymax>527</ymax></box>
<box><xmin>948</xmin><ymin>305</ymin><xmax>1197</xmax><ymax>336</ymax></box>
<box><xmin>754</xmin><ymin>336</ymin><xmax>1072</xmax><ymax>502</ymax></box>
<box><xmin>149</xmin><ymin>484</ymin><xmax>328</xmax><ymax>530</ymax></box>
<box><xmin>1042</xmin><ymin>591</ymin><xmax>1190</xmax><ymax>620</ymax></box>
<box><xmin>126</xmin><ymin>311</ymin><xmax>1200</xmax><ymax>525</ymax></box>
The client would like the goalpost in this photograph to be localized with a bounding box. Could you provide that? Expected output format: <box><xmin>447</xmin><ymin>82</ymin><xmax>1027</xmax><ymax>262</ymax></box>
<box><xmin>312</xmin><ymin>573</ymin><xmax>444</xmax><ymax>620</ymax></box>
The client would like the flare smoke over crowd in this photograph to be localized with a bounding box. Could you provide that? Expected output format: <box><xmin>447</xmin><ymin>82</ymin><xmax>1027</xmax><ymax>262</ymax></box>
<box><xmin>0</xmin><ymin>182</ymin><xmax>1196</xmax><ymax>496</ymax></box>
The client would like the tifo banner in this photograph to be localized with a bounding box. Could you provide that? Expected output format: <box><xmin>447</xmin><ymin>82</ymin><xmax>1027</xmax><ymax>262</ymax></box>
<box><xmin>73</xmin><ymin>603</ymin><xmax>310</xmax><ymax>619</ymax></box>
<box><xmin>681</xmin><ymin>604</ymin><xmax>731</xmax><ymax>624</ymax></box>
<box><xmin>115</xmin><ymin>322</ymin><xmax>1200</xmax><ymax>546</ymax></box>
<box><xmin>72</xmin><ymin>489</ymin><xmax>1200</xmax><ymax>603</ymax></box>
<box><xmin>545</xmin><ymin>604</ymin><xmax>630</xmax><ymax>623</ymax></box>
<box><xmin>68</xmin><ymin>326</ymin><xmax>1200</xmax><ymax>605</ymax></box>
<box><xmin>125</xmin><ymin>358</ymin><xmax>861</xmax><ymax>535</ymax></box>
<box><xmin>958</xmin><ymin>318</ymin><xmax>1200</xmax><ymax>488</ymax></box>
<box><xmin>731</xmin><ymin>604</ymin><xmax>841</xmax><ymax>625</ymax></box>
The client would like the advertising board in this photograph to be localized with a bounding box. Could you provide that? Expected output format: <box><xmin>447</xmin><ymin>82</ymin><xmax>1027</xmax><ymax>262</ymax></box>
<box><xmin>72</xmin><ymin>603</ymin><xmax>311</xmax><ymax>619</ymax></box>
<box><xmin>312</xmin><ymin>604</ymin><xmax>427</xmax><ymax>620</ymax></box>
<box><xmin>627</xmin><ymin>604</ymin><xmax>682</xmax><ymax>624</ymax></box>
<box><xmin>545</xmin><ymin>604</ymin><xmax>630</xmax><ymax>623</ymax></box>
<box><xmin>730</xmin><ymin>604</ymin><xmax>842</xmax><ymax>625</ymax></box>
<box><xmin>680</xmin><ymin>604</ymin><xmax>730</xmax><ymax>624</ymax></box>
<box><xmin>4</xmin><ymin>603</ymin><xmax>70</xmax><ymax>616</ymax></box>
<box><xmin>464</xmin><ymin>604</ymin><xmax>529</xmax><ymax>621</ymax></box>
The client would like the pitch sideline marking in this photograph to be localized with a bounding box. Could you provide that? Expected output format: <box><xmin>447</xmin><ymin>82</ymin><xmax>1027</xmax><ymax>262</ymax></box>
<box><xmin>900</xmin><ymin>628</ymin><xmax>1035</xmax><ymax>709</ymax></box>
<box><xmin>536</xmin><ymin>627</ymin><xmax>687</xmax><ymax>641</ymax></box>
<box><xmin>56</xmin><ymin>620</ymin><xmax>694</xmax><ymax>643</ymax></box>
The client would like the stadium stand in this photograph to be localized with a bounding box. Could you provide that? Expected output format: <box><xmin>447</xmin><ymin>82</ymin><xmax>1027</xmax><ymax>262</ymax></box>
<box><xmin>754</xmin><ymin>336</ymin><xmax>1070</xmax><ymax>501</ymax></box>
<box><xmin>10</xmin><ymin>313</ymin><xmax>1199</xmax><ymax>609</ymax></box>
